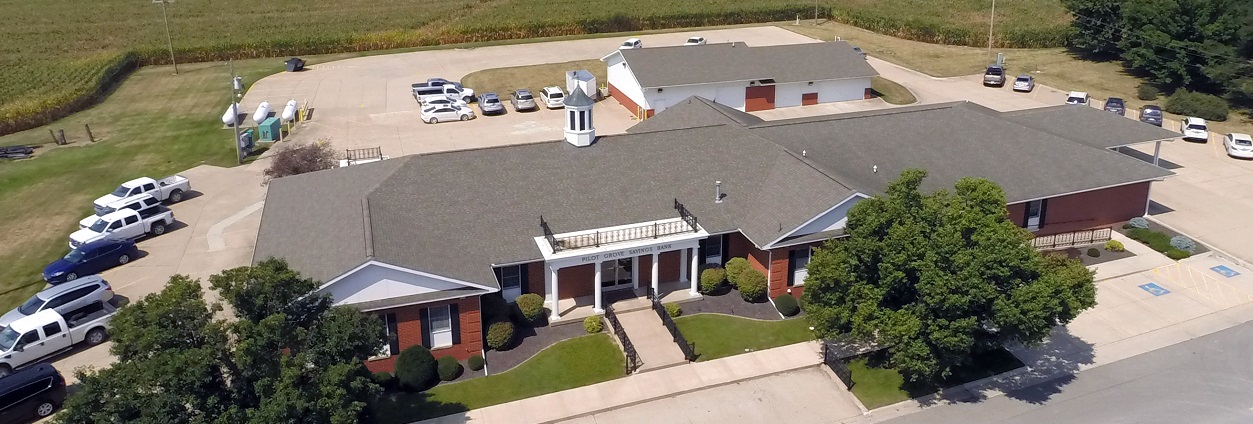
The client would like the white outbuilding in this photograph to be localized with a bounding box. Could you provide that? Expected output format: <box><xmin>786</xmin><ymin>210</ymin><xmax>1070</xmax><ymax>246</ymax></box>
<box><xmin>601</xmin><ymin>41</ymin><xmax>879</xmax><ymax>118</ymax></box>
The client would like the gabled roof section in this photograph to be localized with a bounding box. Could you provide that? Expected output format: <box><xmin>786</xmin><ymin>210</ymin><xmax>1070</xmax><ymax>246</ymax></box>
<box><xmin>1001</xmin><ymin>105</ymin><xmax>1181</xmax><ymax>149</ymax></box>
<box><xmin>627</xmin><ymin>96</ymin><xmax>763</xmax><ymax>133</ymax></box>
<box><xmin>617</xmin><ymin>41</ymin><xmax>878</xmax><ymax>88</ymax></box>
<box><xmin>564</xmin><ymin>87</ymin><xmax>595</xmax><ymax>107</ymax></box>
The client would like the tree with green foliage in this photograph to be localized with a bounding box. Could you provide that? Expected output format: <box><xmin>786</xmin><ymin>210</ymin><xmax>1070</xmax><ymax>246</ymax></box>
<box><xmin>55</xmin><ymin>258</ymin><xmax>386</xmax><ymax>424</ymax></box>
<box><xmin>1063</xmin><ymin>0</ymin><xmax>1125</xmax><ymax>57</ymax></box>
<box><xmin>1118</xmin><ymin>0</ymin><xmax>1246</xmax><ymax>92</ymax></box>
<box><xmin>802</xmin><ymin>170</ymin><xmax>1096</xmax><ymax>381</ymax></box>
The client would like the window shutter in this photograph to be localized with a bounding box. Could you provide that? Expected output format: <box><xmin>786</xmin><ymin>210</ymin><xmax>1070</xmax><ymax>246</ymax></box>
<box><xmin>520</xmin><ymin>264</ymin><xmax>531</xmax><ymax>294</ymax></box>
<box><xmin>786</xmin><ymin>250</ymin><xmax>797</xmax><ymax>287</ymax></box>
<box><xmin>419</xmin><ymin>308</ymin><xmax>431</xmax><ymax>348</ymax></box>
<box><xmin>697</xmin><ymin>239</ymin><xmax>707</xmax><ymax>266</ymax></box>
<box><xmin>450</xmin><ymin>303</ymin><xmax>462</xmax><ymax>345</ymax></box>
<box><xmin>1022</xmin><ymin>203</ymin><xmax>1030</xmax><ymax>228</ymax></box>
<box><xmin>1038</xmin><ymin>199</ymin><xmax>1049</xmax><ymax>229</ymax></box>
<box><xmin>386</xmin><ymin>313</ymin><xmax>399</xmax><ymax>355</ymax></box>
<box><xmin>493</xmin><ymin>267</ymin><xmax>504</xmax><ymax>287</ymax></box>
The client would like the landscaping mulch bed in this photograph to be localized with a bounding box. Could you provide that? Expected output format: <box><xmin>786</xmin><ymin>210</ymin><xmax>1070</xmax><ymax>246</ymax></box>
<box><xmin>1113</xmin><ymin>219</ymin><xmax>1210</xmax><ymax>256</ymax></box>
<box><xmin>483</xmin><ymin>322</ymin><xmax>588</xmax><ymax>374</ymax></box>
<box><xmin>678</xmin><ymin>286</ymin><xmax>782</xmax><ymax>321</ymax></box>
<box><xmin>1057</xmin><ymin>245</ymin><xmax>1136</xmax><ymax>267</ymax></box>
<box><xmin>436</xmin><ymin>359</ymin><xmax>485</xmax><ymax>385</ymax></box>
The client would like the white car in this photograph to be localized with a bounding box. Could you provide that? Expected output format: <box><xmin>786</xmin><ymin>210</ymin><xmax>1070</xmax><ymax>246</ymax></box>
<box><xmin>421</xmin><ymin>95</ymin><xmax>468</xmax><ymax>109</ymax></box>
<box><xmin>539</xmin><ymin>86</ymin><xmax>565</xmax><ymax>109</ymax></box>
<box><xmin>1224</xmin><ymin>133</ymin><xmax>1253</xmax><ymax>158</ymax></box>
<box><xmin>1065</xmin><ymin>91</ymin><xmax>1089</xmax><ymax>105</ymax></box>
<box><xmin>684</xmin><ymin>36</ymin><xmax>706</xmax><ymax>46</ymax></box>
<box><xmin>1181</xmin><ymin>117</ymin><xmax>1208</xmax><ymax>141</ymax></box>
<box><xmin>421</xmin><ymin>105</ymin><xmax>474</xmax><ymax>123</ymax></box>
<box><xmin>620</xmin><ymin>38</ymin><xmax>642</xmax><ymax>49</ymax></box>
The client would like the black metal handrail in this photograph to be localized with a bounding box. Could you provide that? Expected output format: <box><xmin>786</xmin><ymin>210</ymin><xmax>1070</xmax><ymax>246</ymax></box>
<box><xmin>822</xmin><ymin>340</ymin><xmax>855</xmax><ymax>389</ymax></box>
<box><xmin>674</xmin><ymin>199</ymin><xmax>698</xmax><ymax>233</ymax></box>
<box><xmin>648</xmin><ymin>287</ymin><xmax>696</xmax><ymax>362</ymax></box>
<box><xmin>604</xmin><ymin>306</ymin><xmax>641</xmax><ymax>374</ymax></box>
<box><xmin>540</xmin><ymin>216</ymin><xmax>557</xmax><ymax>251</ymax></box>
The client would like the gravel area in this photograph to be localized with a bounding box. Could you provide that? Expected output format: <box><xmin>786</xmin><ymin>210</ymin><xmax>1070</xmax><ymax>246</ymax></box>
<box><xmin>484</xmin><ymin>322</ymin><xmax>590</xmax><ymax>374</ymax></box>
<box><xmin>677</xmin><ymin>287</ymin><xmax>782</xmax><ymax>321</ymax></box>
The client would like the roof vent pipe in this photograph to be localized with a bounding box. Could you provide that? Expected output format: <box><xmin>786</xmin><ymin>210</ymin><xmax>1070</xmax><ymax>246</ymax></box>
<box><xmin>715</xmin><ymin>181</ymin><xmax>723</xmax><ymax>204</ymax></box>
<box><xmin>873</xmin><ymin>165</ymin><xmax>878</xmax><ymax>173</ymax></box>
<box><xmin>802</xmin><ymin>149</ymin><xmax>807</xmax><ymax>157</ymax></box>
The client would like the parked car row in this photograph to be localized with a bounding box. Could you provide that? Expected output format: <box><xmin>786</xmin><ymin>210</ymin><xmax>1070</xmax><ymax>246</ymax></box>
<box><xmin>1067</xmin><ymin>88</ymin><xmax>1252</xmax><ymax>159</ymax></box>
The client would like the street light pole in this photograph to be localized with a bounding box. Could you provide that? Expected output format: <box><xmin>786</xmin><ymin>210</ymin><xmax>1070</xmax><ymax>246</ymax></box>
<box><xmin>229</xmin><ymin>60</ymin><xmax>243</xmax><ymax>164</ymax></box>
<box><xmin>154</xmin><ymin>0</ymin><xmax>178</xmax><ymax>75</ymax></box>
<box><xmin>987</xmin><ymin>0</ymin><xmax>997</xmax><ymax>61</ymax></box>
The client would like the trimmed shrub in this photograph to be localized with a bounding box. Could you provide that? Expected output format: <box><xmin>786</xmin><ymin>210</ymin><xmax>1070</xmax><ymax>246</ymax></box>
<box><xmin>584</xmin><ymin>316</ymin><xmax>603</xmax><ymax>333</ymax></box>
<box><xmin>1167</xmin><ymin>249</ymin><xmax>1192</xmax><ymax>260</ymax></box>
<box><xmin>1086</xmin><ymin>248</ymin><xmax>1100</xmax><ymax>258</ymax></box>
<box><xmin>372</xmin><ymin>371</ymin><xmax>396</xmax><ymax>390</ymax></box>
<box><xmin>437</xmin><ymin>356</ymin><xmax>463</xmax><ymax>381</ymax></box>
<box><xmin>395</xmin><ymin>345</ymin><xmax>437</xmax><ymax>391</ymax></box>
<box><xmin>725</xmin><ymin>257</ymin><xmax>751</xmax><ymax>287</ymax></box>
<box><xmin>486</xmin><ymin>321</ymin><xmax>515</xmax><ymax>351</ymax></box>
<box><xmin>468</xmin><ymin>355</ymin><xmax>485</xmax><ymax>371</ymax></box>
<box><xmin>481</xmin><ymin>294</ymin><xmax>511</xmax><ymax>323</ymax></box>
<box><xmin>738</xmin><ymin>269</ymin><xmax>768</xmax><ymax>302</ymax></box>
<box><xmin>1137</xmin><ymin>84</ymin><xmax>1159</xmax><ymax>101</ymax></box>
<box><xmin>1165</xmin><ymin>89</ymin><xmax>1229</xmax><ymax>121</ymax></box>
<box><xmin>1125</xmin><ymin>217</ymin><xmax>1150</xmax><ymax>229</ymax></box>
<box><xmin>700</xmin><ymin>267</ymin><xmax>727</xmax><ymax>294</ymax></box>
<box><xmin>513</xmin><ymin>293</ymin><xmax>546</xmax><ymax>325</ymax></box>
<box><xmin>665</xmin><ymin>303</ymin><xmax>682</xmax><ymax>318</ymax></box>
<box><xmin>1170</xmin><ymin>235</ymin><xmax>1197</xmax><ymax>253</ymax></box>
<box><xmin>1105</xmin><ymin>240</ymin><xmax>1125</xmax><ymax>252</ymax></box>
<box><xmin>773</xmin><ymin>294</ymin><xmax>800</xmax><ymax>317</ymax></box>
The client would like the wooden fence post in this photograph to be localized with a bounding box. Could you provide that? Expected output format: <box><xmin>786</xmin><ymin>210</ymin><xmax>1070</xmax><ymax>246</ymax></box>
<box><xmin>57</xmin><ymin>130</ymin><xmax>67</xmax><ymax>145</ymax></box>
<box><xmin>85</xmin><ymin>124</ymin><xmax>96</xmax><ymax>142</ymax></box>
<box><xmin>49</xmin><ymin>129</ymin><xmax>59</xmax><ymax>145</ymax></box>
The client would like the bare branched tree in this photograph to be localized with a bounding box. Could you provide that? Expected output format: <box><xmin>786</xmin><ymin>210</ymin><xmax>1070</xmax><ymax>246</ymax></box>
<box><xmin>262</xmin><ymin>140</ymin><xmax>338</xmax><ymax>185</ymax></box>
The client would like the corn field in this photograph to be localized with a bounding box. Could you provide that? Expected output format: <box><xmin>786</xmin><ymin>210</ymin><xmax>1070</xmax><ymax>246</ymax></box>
<box><xmin>0</xmin><ymin>0</ymin><xmax>1068</xmax><ymax>136</ymax></box>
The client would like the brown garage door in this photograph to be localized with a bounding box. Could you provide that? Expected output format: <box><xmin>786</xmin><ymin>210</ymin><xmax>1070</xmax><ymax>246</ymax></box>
<box><xmin>745</xmin><ymin>86</ymin><xmax>776</xmax><ymax>112</ymax></box>
<box><xmin>801</xmin><ymin>93</ymin><xmax>818</xmax><ymax>106</ymax></box>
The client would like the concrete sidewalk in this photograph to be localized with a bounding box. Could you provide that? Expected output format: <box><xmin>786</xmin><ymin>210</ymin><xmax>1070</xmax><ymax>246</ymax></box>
<box><xmin>613</xmin><ymin>309</ymin><xmax>686</xmax><ymax>373</ymax></box>
<box><xmin>416</xmin><ymin>341</ymin><xmax>825</xmax><ymax>424</ymax></box>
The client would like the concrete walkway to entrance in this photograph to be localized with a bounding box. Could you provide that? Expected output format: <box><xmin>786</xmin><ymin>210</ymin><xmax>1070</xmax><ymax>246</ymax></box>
<box><xmin>414</xmin><ymin>341</ymin><xmax>826</xmax><ymax>424</ymax></box>
<box><xmin>613</xmin><ymin>309</ymin><xmax>687</xmax><ymax>373</ymax></box>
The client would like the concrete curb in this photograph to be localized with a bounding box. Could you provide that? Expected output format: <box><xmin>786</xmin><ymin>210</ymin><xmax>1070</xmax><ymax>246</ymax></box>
<box><xmin>1147</xmin><ymin>216</ymin><xmax>1250</xmax><ymax>267</ymax></box>
<box><xmin>819</xmin><ymin>364</ymin><xmax>870</xmax><ymax>415</ymax></box>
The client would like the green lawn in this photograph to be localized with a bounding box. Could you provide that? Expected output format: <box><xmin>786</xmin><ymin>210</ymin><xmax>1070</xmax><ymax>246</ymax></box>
<box><xmin>848</xmin><ymin>349</ymin><xmax>1025</xmax><ymax>409</ymax></box>
<box><xmin>370</xmin><ymin>334</ymin><xmax>625</xmax><ymax>423</ymax></box>
<box><xmin>674</xmin><ymin>314</ymin><xmax>814</xmax><ymax>362</ymax></box>
<box><xmin>871</xmin><ymin>76</ymin><xmax>917</xmax><ymax>105</ymax></box>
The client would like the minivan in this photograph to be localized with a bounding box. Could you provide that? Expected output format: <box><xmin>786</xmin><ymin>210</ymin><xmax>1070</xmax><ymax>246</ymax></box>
<box><xmin>0</xmin><ymin>363</ymin><xmax>66</xmax><ymax>423</ymax></box>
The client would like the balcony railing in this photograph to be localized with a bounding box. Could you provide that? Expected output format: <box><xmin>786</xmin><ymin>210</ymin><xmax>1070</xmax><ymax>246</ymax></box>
<box><xmin>542</xmin><ymin>200</ymin><xmax>700</xmax><ymax>253</ymax></box>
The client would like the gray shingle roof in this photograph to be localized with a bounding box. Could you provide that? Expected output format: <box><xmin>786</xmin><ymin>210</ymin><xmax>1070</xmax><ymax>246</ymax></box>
<box><xmin>627</xmin><ymin>97</ymin><xmax>763</xmax><ymax>133</ymax></box>
<box><xmin>1001</xmin><ymin>105</ymin><xmax>1180</xmax><ymax>149</ymax></box>
<box><xmin>563</xmin><ymin>87</ymin><xmax>595</xmax><ymax>107</ymax></box>
<box><xmin>616</xmin><ymin>41</ymin><xmax>878</xmax><ymax>88</ymax></box>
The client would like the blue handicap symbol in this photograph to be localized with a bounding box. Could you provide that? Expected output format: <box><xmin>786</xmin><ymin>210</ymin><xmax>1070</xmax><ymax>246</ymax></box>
<box><xmin>1210</xmin><ymin>265</ymin><xmax>1241</xmax><ymax>278</ymax></box>
<box><xmin>1138</xmin><ymin>282</ymin><xmax>1171</xmax><ymax>297</ymax></box>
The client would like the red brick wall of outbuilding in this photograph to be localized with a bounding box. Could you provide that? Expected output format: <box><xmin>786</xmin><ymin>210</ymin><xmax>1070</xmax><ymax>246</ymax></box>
<box><xmin>1007</xmin><ymin>182</ymin><xmax>1151</xmax><ymax>236</ymax></box>
<box><xmin>365</xmin><ymin>296</ymin><xmax>483</xmax><ymax>373</ymax></box>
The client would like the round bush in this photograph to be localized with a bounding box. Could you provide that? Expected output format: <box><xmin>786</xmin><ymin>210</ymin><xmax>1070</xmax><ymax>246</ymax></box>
<box><xmin>481</xmin><ymin>294</ymin><xmax>511</xmax><ymax>323</ymax></box>
<box><xmin>664</xmin><ymin>303</ymin><xmax>682</xmax><ymax>318</ymax></box>
<box><xmin>394</xmin><ymin>345</ymin><xmax>437</xmax><ymax>391</ymax></box>
<box><xmin>372</xmin><ymin>371</ymin><xmax>396</xmax><ymax>390</ymax></box>
<box><xmin>486</xmin><ymin>321</ymin><xmax>516</xmax><ymax>351</ymax></box>
<box><xmin>724</xmin><ymin>257</ymin><xmax>751</xmax><ymax>287</ymax></box>
<box><xmin>437</xmin><ymin>356</ymin><xmax>463</xmax><ymax>381</ymax></box>
<box><xmin>1170</xmin><ymin>235</ymin><xmax>1197</xmax><ymax>253</ymax></box>
<box><xmin>583</xmin><ymin>316</ymin><xmax>603</xmax><ymax>333</ymax></box>
<box><xmin>468</xmin><ymin>355</ymin><xmax>485</xmax><ymax>371</ymax></box>
<box><xmin>1125</xmin><ymin>217</ymin><xmax>1150</xmax><ymax>229</ymax></box>
<box><xmin>1165</xmin><ymin>89</ymin><xmax>1229</xmax><ymax>121</ymax></box>
<box><xmin>700</xmin><ymin>268</ymin><xmax>727</xmax><ymax>295</ymax></box>
<box><xmin>1105</xmin><ymin>240</ymin><xmax>1125</xmax><ymax>252</ymax></box>
<box><xmin>513</xmin><ymin>293</ymin><xmax>546</xmax><ymax>325</ymax></box>
<box><xmin>1137</xmin><ymin>84</ymin><xmax>1159</xmax><ymax>101</ymax></box>
<box><xmin>1166</xmin><ymin>248</ymin><xmax>1192</xmax><ymax>260</ymax></box>
<box><xmin>1086</xmin><ymin>247</ymin><xmax>1100</xmax><ymax>258</ymax></box>
<box><xmin>773</xmin><ymin>294</ymin><xmax>800</xmax><ymax>317</ymax></box>
<box><xmin>738</xmin><ymin>269</ymin><xmax>767</xmax><ymax>302</ymax></box>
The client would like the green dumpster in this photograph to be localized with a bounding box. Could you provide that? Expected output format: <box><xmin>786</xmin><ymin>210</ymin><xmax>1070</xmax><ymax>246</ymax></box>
<box><xmin>258</xmin><ymin>117</ymin><xmax>281</xmax><ymax>142</ymax></box>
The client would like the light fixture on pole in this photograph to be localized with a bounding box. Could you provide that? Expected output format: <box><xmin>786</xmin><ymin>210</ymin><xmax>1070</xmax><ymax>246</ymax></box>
<box><xmin>229</xmin><ymin>60</ymin><xmax>243</xmax><ymax>164</ymax></box>
<box><xmin>153</xmin><ymin>0</ymin><xmax>178</xmax><ymax>75</ymax></box>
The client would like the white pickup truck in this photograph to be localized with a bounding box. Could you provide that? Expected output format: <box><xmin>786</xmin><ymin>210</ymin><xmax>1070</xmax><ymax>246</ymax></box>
<box><xmin>78</xmin><ymin>193</ymin><xmax>162</xmax><ymax>229</ymax></box>
<box><xmin>0</xmin><ymin>299</ymin><xmax>117</xmax><ymax>378</ymax></box>
<box><xmin>93</xmin><ymin>175</ymin><xmax>190</xmax><ymax>215</ymax></box>
<box><xmin>69</xmin><ymin>207</ymin><xmax>174</xmax><ymax>249</ymax></box>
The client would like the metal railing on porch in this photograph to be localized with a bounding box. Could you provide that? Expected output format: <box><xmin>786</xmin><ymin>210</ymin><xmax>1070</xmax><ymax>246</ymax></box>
<box><xmin>539</xmin><ymin>199</ymin><xmax>701</xmax><ymax>253</ymax></box>
<box><xmin>1032</xmin><ymin>227</ymin><xmax>1112</xmax><ymax>250</ymax></box>
<box><xmin>647</xmin><ymin>287</ymin><xmax>697</xmax><ymax>362</ymax></box>
<box><xmin>604</xmin><ymin>306</ymin><xmax>642</xmax><ymax>374</ymax></box>
<box><xmin>821</xmin><ymin>340</ymin><xmax>855</xmax><ymax>390</ymax></box>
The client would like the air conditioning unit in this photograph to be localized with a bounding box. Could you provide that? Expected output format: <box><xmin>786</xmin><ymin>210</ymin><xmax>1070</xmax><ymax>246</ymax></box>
<box><xmin>748</xmin><ymin>81</ymin><xmax>760</xmax><ymax>87</ymax></box>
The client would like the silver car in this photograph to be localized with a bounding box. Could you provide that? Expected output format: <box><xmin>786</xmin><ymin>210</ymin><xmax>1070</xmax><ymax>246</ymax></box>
<box><xmin>478</xmin><ymin>93</ymin><xmax>505</xmax><ymax>115</ymax></box>
<box><xmin>511</xmin><ymin>89</ymin><xmax>537</xmax><ymax>111</ymax></box>
<box><xmin>0</xmin><ymin>276</ymin><xmax>113</xmax><ymax>330</ymax></box>
<box><xmin>1012</xmin><ymin>75</ymin><xmax>1035</xmax><ymax>92</ymax></box>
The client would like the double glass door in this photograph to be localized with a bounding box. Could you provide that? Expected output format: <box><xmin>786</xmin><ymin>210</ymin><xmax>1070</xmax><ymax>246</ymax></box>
<box><xmin>600</xmin><ymin>258</ymin><xmax>634</xmax><ymax>290</ymax></box>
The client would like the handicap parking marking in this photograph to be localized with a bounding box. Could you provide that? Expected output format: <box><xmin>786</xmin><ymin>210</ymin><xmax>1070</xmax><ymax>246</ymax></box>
<box><xmin>1139</xmin><ymin>282</ymin><xmax>1172</xmax><ymax>297</ymax></box>
<box><xmin>1210</xmin><ymin>265</ymin><xmax>1241</xmax><ymax>278</ymax></box>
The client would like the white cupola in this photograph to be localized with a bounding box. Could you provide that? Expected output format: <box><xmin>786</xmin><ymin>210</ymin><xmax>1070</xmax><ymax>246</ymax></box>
<box><xmin>563</xmin><ymin>87</ymin><xmax>596</xmax><ymax>147</ymax></box>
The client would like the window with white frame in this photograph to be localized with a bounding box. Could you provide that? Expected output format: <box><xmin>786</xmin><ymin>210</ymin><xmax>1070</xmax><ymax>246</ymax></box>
<box><xmin>501</xmin><ymin>265</ymin><xmax>522</xmax><ymax>302</ymax></box>
<box><xmin>370</xmin><ymin>313</ymin><xmax>397</xmax><ymax>360</ymax></box>
<box><xmin>704</xmin><ymin>234</ymin><xmax>724</xmax><ymax>266</ymax></box>
<box><xmin>789</xmin><ymin>247</ymin><xmax>813</xmax><ymax>286</ymax></box>
<box><xmin>429</xmin><ymin>305</ymin><xmax>453</xmax><ymax>348</ymax></box>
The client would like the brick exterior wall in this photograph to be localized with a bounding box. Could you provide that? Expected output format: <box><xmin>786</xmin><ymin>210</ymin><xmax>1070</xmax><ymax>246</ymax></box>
<box><xmin>726</xmin><ymin>232</ymin><xmax>769</xmax><ymax>274</ymax></box>
<box><xmin>365</xmin><ymin>296</ymin><xmax>483</xmax><ymax>373</ymax></box>
<box><xmin>1007</xmin><ymin>182</ymin><xmax>1151</xmax><ymax>236</ymax></box>
<box><xmin>558</xmin><ymin>264</ymin><xmax>596</xmax><ymax>299</ymax></box>
<box><xmin>638</xmin><ymin>254</ymin><xmax>652</xmax><ymax>286</ymax></box>
<box><xmin>658</xmin><ymin>250</ymin><xmax>681</xmax><ymax>282</ymax></box>
<box><xmin>766</xmin><ymin>242</ymin><xmax>824</xmax><ymax>299</ymax></box>
<box><xmin>526</xmin><ymin>262</ymin><xmax>545</xmax><ymax>295</ymax></box>
<box><xmin>609</xmin><ymin>82</ymin><xmax>650</xmax><ymax>119</ymax></box>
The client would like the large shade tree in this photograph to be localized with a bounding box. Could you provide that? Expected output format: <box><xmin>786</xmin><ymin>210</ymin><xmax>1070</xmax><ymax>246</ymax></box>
<box><xmin>802</xmin><ymin>170</ymin><xmax>1096</xmax><ymax>380</ymax></box>
<box><xmin>56</xmin><ymin>258</ymin><xmax>386</xmax><ymax>424</ymax></box>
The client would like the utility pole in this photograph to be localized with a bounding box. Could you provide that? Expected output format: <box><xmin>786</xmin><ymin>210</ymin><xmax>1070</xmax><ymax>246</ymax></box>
<box><xmin>154</xmin><ymin>0</ymin><xmax>178</xmax><ymax>75</ymax></box>
<box><xmin>229</xmin><ymin>60</ymin><xmax>243</xmax><ymax>164</ymax></box>
<box><xmin>814</xmin><ymin>0</ymin><xmax>820</xmax><ymax>24</ymax></box>
<box><xmin>987</xmin><ymin>0</ymin><xmax>996</xmax><ymax>61</ymax></box>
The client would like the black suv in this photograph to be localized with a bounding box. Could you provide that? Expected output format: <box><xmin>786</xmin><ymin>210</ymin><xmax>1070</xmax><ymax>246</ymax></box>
<box><xmin>1104</xmin><ymin>97</ymin><xmax>1127</xmax><ymax>115</ymax></box>
<box><xmin>1140</xmin><ymin>105</ymin><xmax>1164</xmax><ymax>126</ymax></box>
<box><xmin>0</xmin><ymin>363</ymin><xmax>66</xmax><ymax>424</ymax></box>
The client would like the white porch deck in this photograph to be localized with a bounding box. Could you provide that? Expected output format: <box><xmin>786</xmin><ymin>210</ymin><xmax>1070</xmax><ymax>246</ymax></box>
<box><xmin>550</xmin><ymin>280</ymin><xmax>701</xmax><ymax>325</ymax></box>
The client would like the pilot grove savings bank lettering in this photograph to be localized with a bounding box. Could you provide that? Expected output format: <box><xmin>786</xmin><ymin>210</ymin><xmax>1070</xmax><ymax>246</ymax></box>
<box><xmin>579</xmin><ymin>244</ymin><xmax>673</xmax><ymax>263</ymax></box>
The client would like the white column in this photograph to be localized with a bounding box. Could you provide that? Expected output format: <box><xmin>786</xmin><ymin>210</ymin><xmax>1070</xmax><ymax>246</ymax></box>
<box><xmin>651</xmin><ymin>252</ymin><xmax>660</xmax><ymax>297</ymax></box>
<box><xmin>549</xmin><ymin>266</ymin><xmax>561</xmax><ymax>320</ymax></box>
<box><xmin>679</xmin><ymin>248</ymin><xmax>689</xmax><ymax>283</ymax></box>
<box><xmin>593</xmin><ymin>261</ymin><xmax>604</xmax><ymax>313</ymax></box>
<box><xmin>1153</xmin><ymin>140</ymin><xmax>1162</xmax><ymax>167</ymax></box>
<box><xmin>689</xmin><ymin>247</ymin><xmax>701</xmax><ymax>296</ymax></box>
<box><xmin>632</xmin><ymin>256</ymin><xmax>640</xmax><ymax>290</ymax></box>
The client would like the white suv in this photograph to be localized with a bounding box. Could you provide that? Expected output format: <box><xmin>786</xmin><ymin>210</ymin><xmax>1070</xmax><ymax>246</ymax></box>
<box><xmin>1181</xmin><ymin>117</ymin><xmax>1208</xmax><ymax>141</ymax></box>
<box><xmin>1065</xmin><ymin>91</ymin><xmax>1089</xmax><ymax>105</ymax></box>
<box><xmin>539</xmin><ymin>86</ymin><xmax>565</xmax><ymax>109</ymax></box>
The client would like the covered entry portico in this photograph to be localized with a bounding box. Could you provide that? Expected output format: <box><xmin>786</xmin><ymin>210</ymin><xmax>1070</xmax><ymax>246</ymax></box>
<box><xmin>536</xmin><ymin>214</ymin><xmax>709</xmax><ymax>320</ymax></box>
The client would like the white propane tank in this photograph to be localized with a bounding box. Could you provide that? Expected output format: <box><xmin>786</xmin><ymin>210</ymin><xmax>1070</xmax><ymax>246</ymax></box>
<box><xmin>253</xmin><ymin>101</ymin><xmax>271</xmax><ymax>124</ymax></box>
<box><xmin>281</xmin><ymin>100</ymin><xmax>298</xmax><ymax>122</ymax></box>
<box><xmin>221</xmin><ymin>103</ymin><xmax>241</xmax><ymax>126</ymax></box>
